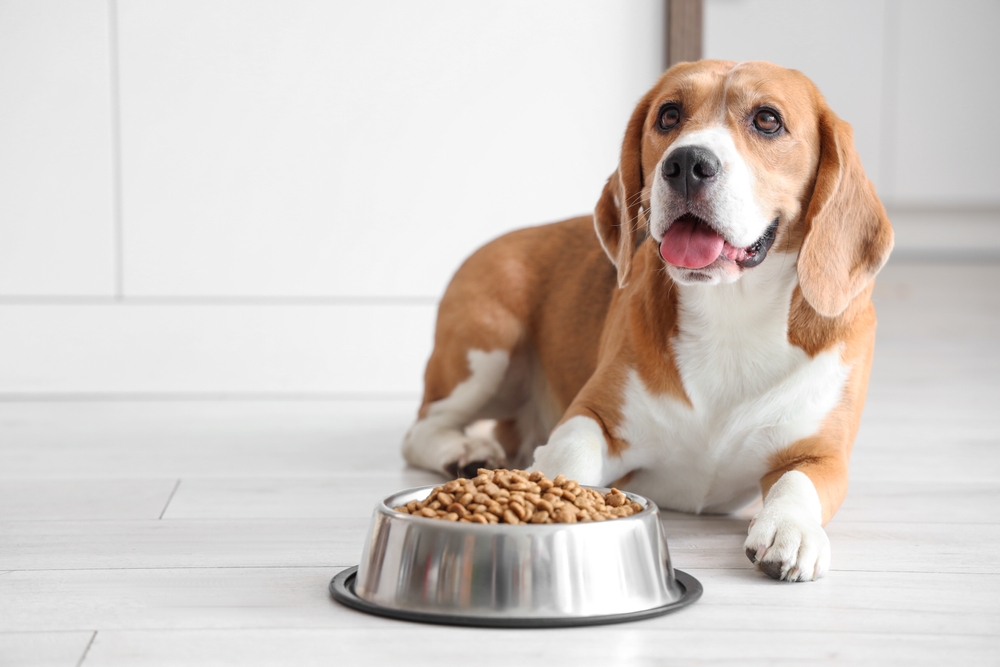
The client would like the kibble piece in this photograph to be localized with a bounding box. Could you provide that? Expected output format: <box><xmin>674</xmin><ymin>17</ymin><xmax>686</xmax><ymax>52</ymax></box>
<box><xmin>447</xmin><ymin>503</ymin><xmax>470</xmax><ymax>518</ymax></box>
<box><xmin>556</xmin><ymin>508</ymin><xmax>577</xmax><ymax>523</ymax></box>
<box><xmin>606</xmin><ymin>489</ymin><xmax>626</xmax><ymax>507</ymax></box>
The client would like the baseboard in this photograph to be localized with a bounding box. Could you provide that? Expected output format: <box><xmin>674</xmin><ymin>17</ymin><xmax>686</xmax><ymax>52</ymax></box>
<box><xmin>886</xmin><ymin>205</ymin><xmax>1000</xmax><ymax>260</ymax></box>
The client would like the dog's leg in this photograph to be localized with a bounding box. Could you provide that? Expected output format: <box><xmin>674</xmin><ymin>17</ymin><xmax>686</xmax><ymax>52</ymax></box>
<box><xmin>530</xmin><ymin>406</ymin><xmax>630</xmax><ymax>487</ymax></box>
<box><xmin>403</xmin><ymin>348</ymin><xmax>513</xmax><ymax>478</ymax></box>
<box><xmin>744</xmin><ymin>462</ymin><xmax>846</xmax><ymax>582</ymax></box>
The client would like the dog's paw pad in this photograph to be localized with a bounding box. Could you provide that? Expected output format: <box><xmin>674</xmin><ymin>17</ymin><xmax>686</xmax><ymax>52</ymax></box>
<box><xmin>443</xmin><ymin>438</ymin><xmax>505</xmax><ymax>478</ymax></box>
<box><xmin>459</xmin><ymin>460</ymin><xmax>491</xmax><ymax>478</ymax></box>
<box><xmin>744</xmin><ymin>510</ymin><xmax>830</xmax><ymax>582</ymax></box>
<box><xmin>758</xmin><ymin>559</ymin><xmax>785</xmax><ymax>580</ymax></box>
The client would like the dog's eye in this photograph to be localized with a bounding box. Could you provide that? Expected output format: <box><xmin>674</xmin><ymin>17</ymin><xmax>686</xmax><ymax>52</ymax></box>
<box><xmin>753</xmin><ymin>108</ymin><xmax>782</xmax><ymax>134</ymax></box>
<box><xmin>657</xmin><ymin>104</ymin><xmax>681</xmax><ymax>131</ymax></box>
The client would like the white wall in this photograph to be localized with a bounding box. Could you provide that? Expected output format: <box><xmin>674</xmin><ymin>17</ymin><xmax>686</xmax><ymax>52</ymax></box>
<box><xmin>0</xmin><ymin>0</ymin><xmax>665</xmax><ymax>396</ymax></box>
<box><xmin>705</xmin><ymin>0</ymin><xmax>1000</xmax><ymax>208</ymax></box>
<box><xmin>0</xmin><ymin>0</ymin><xmax>996</xmax><ymax>396</ymax></box>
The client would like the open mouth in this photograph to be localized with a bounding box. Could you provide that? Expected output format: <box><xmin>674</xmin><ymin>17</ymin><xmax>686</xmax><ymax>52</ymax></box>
<box><xmin>658</xmin><ymin>214</ymin><xmax>779</xmax><ymax>270</ymax></box>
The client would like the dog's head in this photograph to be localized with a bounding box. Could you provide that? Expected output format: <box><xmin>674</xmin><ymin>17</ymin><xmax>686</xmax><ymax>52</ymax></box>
<box><xmin>595</xmin><ymin>60</ymin><xmax>893</xmax><ymax>317</ymax></box>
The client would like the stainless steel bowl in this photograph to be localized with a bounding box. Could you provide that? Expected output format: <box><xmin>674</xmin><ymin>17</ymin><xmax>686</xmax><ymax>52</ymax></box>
<box><xmin>331</xmin><ymin>484</ymin><xmax>701</xmax><ymax>626</ymax></box>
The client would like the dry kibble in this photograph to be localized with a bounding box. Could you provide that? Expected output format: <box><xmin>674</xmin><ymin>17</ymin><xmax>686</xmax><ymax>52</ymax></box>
<box><xmin>606</xmin><ymin>489</ymin><xmax>626</xmax><ymax>507</ymax></box>
<box><xmin>557</xmin><ymin>508</ymin><xmax>577</xmax><ymax>523</ymax></box>
<box><xmin>447</xmin><ymin>503</ymin><xmax>470</xmax><ymax>518</ymax></box>
<box><xmin>400</xmin><ymin>469</ymin><xmax>644</xmax><ymax>524</ymax></box>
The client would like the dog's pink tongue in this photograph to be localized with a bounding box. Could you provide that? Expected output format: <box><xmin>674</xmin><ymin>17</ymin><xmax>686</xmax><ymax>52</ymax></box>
<box><xmin>659</xmin><ymin>217</ymin><xmax>725</xmax><ymax>269</ymax></box>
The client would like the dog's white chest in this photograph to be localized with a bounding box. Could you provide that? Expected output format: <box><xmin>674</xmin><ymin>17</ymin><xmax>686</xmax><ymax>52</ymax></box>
<box><xmin>615</xmin><ymin>256</ymin><xmax>849</xmax><ymax>513</ymax></box>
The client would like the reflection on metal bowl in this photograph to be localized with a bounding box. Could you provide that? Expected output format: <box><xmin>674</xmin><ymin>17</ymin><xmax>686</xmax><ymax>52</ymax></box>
<box><xmin>331</xmin><ymin>485</ymin><xmax>702</xmax><ymax>627</ymax></box>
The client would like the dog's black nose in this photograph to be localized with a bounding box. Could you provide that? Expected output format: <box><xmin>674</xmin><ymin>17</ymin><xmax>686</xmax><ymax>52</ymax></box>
<box><xmin>662</xmin><ymin>145</ymin><xmax>721</xmax><ymax>198</ymax></box>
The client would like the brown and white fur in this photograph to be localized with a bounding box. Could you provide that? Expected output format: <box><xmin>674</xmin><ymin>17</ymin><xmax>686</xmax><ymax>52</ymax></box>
<box><xmin>402</xmin><ymin>60</ymin><xmax>893</xmax><ymax>582</ymax></box>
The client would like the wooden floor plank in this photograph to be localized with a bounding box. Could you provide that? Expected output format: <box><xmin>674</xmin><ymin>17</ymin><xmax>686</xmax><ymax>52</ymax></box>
<box><xmin>161</xmin><ymin>471</ymin><xmax>442</xmax><ymax>520</ymax></box>
<box><xmin>0</xmin><ymin>400</ymin><xmax>419</xmax><ymax>480</ymax></box>
<box><xmin>0</xmin><ymin>631</ymin><xmax>95</xmax><ymax>667</ymax></box>
<box><xmin>0</xmin><ymin>518</ymin><xmax>370</xmax><ymax>571</ymax></box>
<box><xmin>1</xmin><ymin>566</ymin><xmax>997</xmax><ymax>638</ymax></box>
<box><xmin>0</xmin><ymin>479</ymin><xmax>179</xmax><ymax>521</ymax></box>
<box><xmin>1</xmin><ymin>515</ymin><xmax>996</xmax><ymax>575</ymax></box>
<box><xmin>157</xmin><ymin>474</ymin><xmax>1000</xmax><ymax>524</ymax></box>
<box><xmin>81</xmin><ymin>628</ymin><xmax>1000</xmax><ymax>667</ymax></box>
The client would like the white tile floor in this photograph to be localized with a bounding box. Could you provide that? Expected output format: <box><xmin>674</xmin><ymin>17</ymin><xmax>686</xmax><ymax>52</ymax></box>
<box><xmin>1</xmin><ymin>259</ymin><xmax>999</xmax><ymax>666</ymax></box>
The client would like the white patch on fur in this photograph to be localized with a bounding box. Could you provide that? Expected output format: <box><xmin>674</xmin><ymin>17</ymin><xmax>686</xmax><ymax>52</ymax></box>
<box><xmin>650</xmin><ymin>126</ymin><xmax>772</xmax><ymax>250</ymax></box>
<box><xmin>611</xmin><ymin>253</ymin><xmax>850</xmax><ymax>514</ymax></box>
<box><xmin>531</xmin><ymin>416</ymin><xmax>627</xmax><ymax>486</ymax></box>
<box><xmin>744</xmin><ymin>470</ymin><xmax>831</xmax><ymax>581</ymax></box>
<box><xmin>403</xmin><ymin>349</ymin><xmax>510</xmax><ymax>474</ymax></box>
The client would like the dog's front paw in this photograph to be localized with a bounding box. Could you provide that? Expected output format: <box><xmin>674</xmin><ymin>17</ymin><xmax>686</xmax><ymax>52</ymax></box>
<box><xmin>744</xmin><ymin>508</ymin><xmax>831</xmax><ymax>582</ymax></box>
<box><xmin>443</xmin><ymin>437</ymin><xmax>507</xmax><ymax>478</ymax></box>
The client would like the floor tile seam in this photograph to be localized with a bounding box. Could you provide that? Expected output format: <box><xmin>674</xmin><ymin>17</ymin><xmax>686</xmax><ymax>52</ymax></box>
<box><xmin>8</xmin><ymin>477</ymin><xmax>983</xmax><ymax>486</ymax></box>
<box><xmin>157</xmin><ymin>480</ymin><xmax>182</xmax><ymax>520</ymax></box>
<box><xmin>0</xmin><ymin>565</ymin><xmax>347</xmax><ymax>573</ymax></box>
<box><xmin>2</xmin><ymin>517</ymin><xmax>998</xmax><ymax>526</ymax></box>
<box><xmin>664</xmin><ymin>519</ymin><xmax>1000</xmax><ymax>526</ymax></box>
<box><xmin>0</xmin><ymin>517</ymin><xmax>370</xmax><ymax>524</ymax></box>
<box><xmin>3</xmin><ymin>565</ymin><xmax>997</xmax><ymax>576</ymax></box>
<box><xmin>0</xmin><ymin>393</ymin><xmax>423</xmax><ymax>402</ymax></box>
<box><xmin>74</xmin><ymin>630</ymin><xmax>96</xmax><ymax>667</ymax></box>
<box><xmin>0</xmin><ymin>475</ymin><xmax>427</xmax><ymax>482</ymax></box>
<box><xmin>0</xmin><ymin>629</ymin><xmax>98</xmax><ymax>635</ymax></box>
<box><xmin>6</xmin><ymin>626</ymin><xmax>999</xmax><ymax>640</ymax></box>
<box><xmin>689</xmin><ymin>601</ymin><xmax>1000</xmax><ymax>612</ymax></box>
<box><xmin>682</xmin><ymin>567</ymin><xmax>1000</xmax><ymax>577</ymax></box>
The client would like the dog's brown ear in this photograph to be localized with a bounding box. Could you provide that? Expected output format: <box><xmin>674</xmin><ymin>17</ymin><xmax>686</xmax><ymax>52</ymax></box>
<box><xmin>595</xmin><ymin>90</ymin><xmax>654</xmax><ymax>288</ymax></box>
<box><xmin>798</xmin><ymin>107</ymin><xmax>894</xmax><ymax>317</ymax></box>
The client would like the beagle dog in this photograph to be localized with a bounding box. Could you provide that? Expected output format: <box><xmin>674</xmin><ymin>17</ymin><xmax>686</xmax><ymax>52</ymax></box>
<box><xmin>402</xmin><ymin>60</ymin><xmax>893</xmax><ymax>582</ymax></box>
